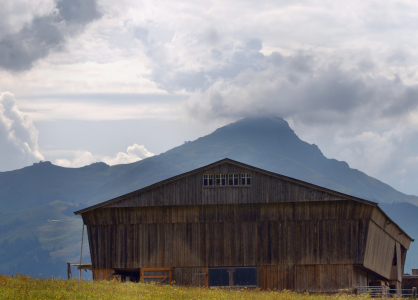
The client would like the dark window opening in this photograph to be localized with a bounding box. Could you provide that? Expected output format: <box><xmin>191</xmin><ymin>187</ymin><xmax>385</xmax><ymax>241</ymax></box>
<box><xmin>208</xmin><ymin>174</ymin><xmax>213</xmax><ymax>186</ymax></box>
<box><xmin>113</xmin><ymin>269</ymin><xmax>140</xmax><ymax>282</ymax></box>
<box><xmin>216</xmin><ymin>174</ymin><xmax>221</xmax><ymax>186</ymax></box>
<box><xmin>209</xmin><ymin>268</ymin><xmax>229</xmax><ymax>287</ymax></box>
<box><xmin>204</xmin><ymin>173</ymin><xmax>251</xmax><ymax>187</ymax></box>
<box><xmin>209</xmin><ymin>267</ymin><xmax>257</xmax><ymax>287</ymax></box>
<box><xmin>221</xmin><ymin>174</ymin><xmax>226</xmax><ymax>185</ymax></box>
<box><xmin>392</xmin><ymin>245</ymin><xmax>397</xmax><ymax>266</ymax></box>
<box><xmin>228</xmin><ymin>174</ymin><xmax>234</xmax><ymax>186</ymax></box>
<box><xmin>233</xmin><ymin>268</ymin><xmax>257</xmax><ymax>286</ymax></box>
<box><xmin>234</xmin><ymin>174</ymin><xmax>239</xmax><ymax>185</ymax></box>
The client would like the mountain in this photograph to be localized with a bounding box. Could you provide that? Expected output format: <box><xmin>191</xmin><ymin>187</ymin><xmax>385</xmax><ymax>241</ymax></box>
<box><xmin>0</xmin><ymin>200</ymin><xmax>90</xmax><ymax>278</ymax></box>
<box><xmin>1</xmin><ymin>116</ymin><xmax>417</xmax><ymax>211</ymax></box>
<box><xmin>1</xmin><ymin>116</ymin><xmax>417</xmax><ymax>277</ymax></box>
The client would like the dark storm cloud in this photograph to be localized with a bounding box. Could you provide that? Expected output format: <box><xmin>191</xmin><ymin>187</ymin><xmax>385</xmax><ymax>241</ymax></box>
<box><xmin>182</xmin><ymin>45</ymin><xmax>418</xmax><ymax>127</ymax></box>
<box><xmin>0</xmin><ymin>17</ymin><xmax>64</xmax><ymax>71</ymax></box>
<box><xmin>0</xmin><ymin>0</ymin><xmax>102</xmax><ymax>72</ymax></box>
<box><xmin>57</xmin><ymin>0</ymin><xmax>102</xmax><ymax>24</ymax></box>
<box><xmin>141</xmin><ymin>31</ymin><xmax>417</xmax><ymax>126</ymax></box>
<box><xmin>381</xmin><ymin>87</ymin><xmax>418</xmax><ymax>117</ymax></box>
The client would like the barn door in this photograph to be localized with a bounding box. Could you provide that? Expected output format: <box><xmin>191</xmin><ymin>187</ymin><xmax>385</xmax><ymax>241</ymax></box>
<box><xmin>141</xmin><ymin>268</ymin><xmax>172</xmax><ymax>284</ymax></box>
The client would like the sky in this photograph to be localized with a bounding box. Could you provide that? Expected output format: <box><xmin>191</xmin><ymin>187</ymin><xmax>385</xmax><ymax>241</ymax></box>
<box><xmin>1</xmin><ymin>0</ymin><xmax>418</xmax><ymax>195</ymax></box>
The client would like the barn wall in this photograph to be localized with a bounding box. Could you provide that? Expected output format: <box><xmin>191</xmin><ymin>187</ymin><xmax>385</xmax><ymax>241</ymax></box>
<box><xmin>173</xmin><ymin>267</ymin><xmax>207</xmax><ymax>287</ymax></box>
<box><xmin>371</xmin><ymin>208</ymin><xmax>411</xmax><ymax>249</ymax></box>
<box><xmin>353</xmin><ymin>267</ymin><xmax>368</xmax><ymax>287</ymax></box>
<box><xmin>259</xmin><ymin>265</ymin><xmax>352</xmax><ymax>292</ymax></box>
<box><xmin>84</xmin><ymin>201</ymin><xmax>374</xmax><ymax>226</ymax></box>
<box><xmin>363</xmin><ymin>221</ymin><xmax>396</xmax><ymax>279</ymax></box>
<box><xmin>402</xmin><ymin>277</ymin><xmax>418</xmax><ymax>290</ymax></box>
<box><xmin>92</xmin><ymin>268</ymin><xmax>113</xmax><ymax>281</ymax></box>
<box><xmin>84</xmin><ymin>202</ymin><xmax>370</xmax><ymax>270</ymax></box>
<box><xmin>107</xmin><ymin>163</ymin><xmax>347</xmax><ymax>209</ymax></box>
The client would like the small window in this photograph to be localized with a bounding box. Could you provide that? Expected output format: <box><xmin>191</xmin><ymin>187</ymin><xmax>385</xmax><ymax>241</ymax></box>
<box><xmin>205</xmin><ymin>173</ymin><xmax>250</xmax><ymax>187</ymax></box>
<box><xmin>215</xmin><ymin>174</ymin><xmax>221</xmax><ymax>186</ymax></box>
<box><xmin>209</xmin><ymin>268</ymin><xmax>229</xmax><ymax>287</ymax></box>
<box><xmin>209</xmin><ymin>267</ymin><xmax>257</xmax><ymax>287</ymax></box>
<box><xmin>221</xmin><ymin>174</ymin><xmax>226</xmax><ymax>186</ymax></box>
<box><xmin>234</xmin><ymin>174</ymin><xmax>239</xmax><ymax>185</ymax></box>
<box><xmin>208</xmin><ymin>174</ymin><xmax>213</xmax><ymax>186</ymax></box>
<box><xmin>246</xmin><ymin>174</ymin><xmax>251</xmax><ymax>185</ymax></box>
<box><xmin>228</xmin><ymin>174</ymin><xmax>234</xmax><ymax>186</ymax></box>
<box><xmin>241</xmin><ymin>174</ymin><xmax>246</xmax><ymax>185</ymax></box>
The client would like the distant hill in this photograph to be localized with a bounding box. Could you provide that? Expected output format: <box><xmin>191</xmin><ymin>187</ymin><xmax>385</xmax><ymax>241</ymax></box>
<box><xmin>0</xmin><ymin>116</ymin><xmax>417</xmax><ymax>211</ymax></box>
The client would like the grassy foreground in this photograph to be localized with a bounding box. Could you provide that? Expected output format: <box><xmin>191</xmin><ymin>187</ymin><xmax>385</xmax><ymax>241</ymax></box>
<box><xmin>0</xmin><ymin>275</ymin><xmax>371</xmax><ymax>300</ymax></box>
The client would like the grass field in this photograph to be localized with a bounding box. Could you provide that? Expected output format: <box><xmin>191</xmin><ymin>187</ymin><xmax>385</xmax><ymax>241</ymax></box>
<box><xmin>0</xmin><ymin>275</ymin><xmax>373</xmax><ymax>300</ymax></box>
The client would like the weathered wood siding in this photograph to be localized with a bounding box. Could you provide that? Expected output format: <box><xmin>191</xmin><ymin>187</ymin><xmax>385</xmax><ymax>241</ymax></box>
<box><xmin>107</xmin><ymin>163</ymin><xmax>346</xmax><ymax>208</ymax></box>
<box><xmin>371</xmin><ymin>207</ymin><xmax>411</xmax><ymax>249</ymax></box>
<box><xmin>92</xmin><ymin>268</ymin><xmax>113</xmax><ymax>281</ymax></box>
<box><xmin>173</xmin><ymin>267</ymin><xmax>207</xmax><ymax>287</ymax></box>
<box><xmin>363</xmin><ymin>221</ymin><xmax>396</xmax><ymax>279</ymax></box>
<box><xmin>402</xmin><ymin>277</ymin><xmax>418</xmax><ymax>290</ymax></box>
<box><xmin>84</xmin><ymin>202</ymin><xmax>370</xmax><ymax>270</ymax></box>
<box><xmin>258</xmin><ymin>265</ymin><xmax>352</xmax><ymax>292</ymax></box>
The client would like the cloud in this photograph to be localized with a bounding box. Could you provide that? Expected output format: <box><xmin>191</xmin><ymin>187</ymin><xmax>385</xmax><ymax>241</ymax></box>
<box><xmin>0</xmin><ymin>0</ymin><xmax>56</xmax><ymax>40</ymax></box>
<box><xmin>55</xmin><ymin>143</ymin><xmax>154</xmax><ymax>168</ymax></box>
<box><xmin>0</xmin><ymin>0</ymin><xmax>102</xmax><ymax>71</ymax></box>
<box><xmin>0</xmin><ymin>91</ymin><xmax>44</xmax><ymax>171</ymax></box>
<box><xmin>102</xmin><ymin>144</ymin><xmax>155</xmax><ymax>165</ymax></box>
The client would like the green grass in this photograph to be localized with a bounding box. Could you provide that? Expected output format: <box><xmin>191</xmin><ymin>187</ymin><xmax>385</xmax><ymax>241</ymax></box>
<box><xmin>0</xmin><ymin>274</ymin><xmax>374</xmax><ymax>300</ymax></box>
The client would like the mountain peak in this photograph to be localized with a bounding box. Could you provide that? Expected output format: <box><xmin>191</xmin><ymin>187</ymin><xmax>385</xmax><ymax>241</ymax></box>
<box><xmin>215</xmin><ymin>116</ymin><xmax>295</xmax><ymax>137</ymax></box>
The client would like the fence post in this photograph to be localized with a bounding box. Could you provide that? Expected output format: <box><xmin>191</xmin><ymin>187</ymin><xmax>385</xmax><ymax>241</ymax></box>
<box><xmin>353</xmin><ymin>288</ymin><xmax>358</xmax><ymax>295</ymax></box>
<box><xmin>412</xmin><ymin>287</ymin><xmax>417</xmax><ymax>300</ymax></box>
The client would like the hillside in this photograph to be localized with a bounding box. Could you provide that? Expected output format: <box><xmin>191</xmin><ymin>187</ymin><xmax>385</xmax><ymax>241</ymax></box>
<box><xmin>0</xmin><ymin>201</ymin><xmax>90</xmax><ymax>278</ymax></box>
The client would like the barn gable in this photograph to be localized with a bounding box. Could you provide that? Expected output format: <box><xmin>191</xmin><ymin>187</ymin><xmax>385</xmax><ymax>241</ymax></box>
<box><xmin>75</xmin><ymin>159</ymin><xmax>375</xmax><ymax>213</ymax></box>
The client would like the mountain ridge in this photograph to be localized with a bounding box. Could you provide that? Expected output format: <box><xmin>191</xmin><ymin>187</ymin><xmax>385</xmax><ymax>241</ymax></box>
<box><xmin>1</xmin><ymin>116</ymin><xmax>417</xmax><ymax>211</ymax></box>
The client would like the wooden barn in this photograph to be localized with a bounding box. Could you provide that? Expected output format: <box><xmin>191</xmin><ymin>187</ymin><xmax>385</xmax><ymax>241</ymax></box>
<box><xmin>74</xmin><ymin>158</ymin><xmax>413</xmax><ymax>292</ymax></box>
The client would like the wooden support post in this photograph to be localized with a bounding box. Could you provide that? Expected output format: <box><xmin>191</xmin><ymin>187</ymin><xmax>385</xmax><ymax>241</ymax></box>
<box><xmin>79</xmin><ymin>222</ymin><xmax>84</xmax><ymax>281</ymax></box>
<box><xmin>412</xmin><ymin>287</ymin><xmax>416</xmax><ymax>300</ymax></box>
<box><xmin>227</xmin><ymin>268</ymin><xmax>235</xmax><ymax>287</ymax></box>
<box><xmin>67</xmin><ymin>262</ymin><xmax>72</xmax><ymax>280</ymax></box>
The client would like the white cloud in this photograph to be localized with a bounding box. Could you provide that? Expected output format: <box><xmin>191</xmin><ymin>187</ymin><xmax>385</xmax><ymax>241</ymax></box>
<box><xmin>54</xmin><ymin>150</ymin><xmax>95</xmax><ymax>168</ymax></box>
<box><xmin>102</xmin><ymin>144</ymin><xmax>154</xmax><ymax>165</ymax></box>
<box><xmin>54</xmin><ymin>143</ymin><xmax>154</xmax><ymax>168</ymax></box>
<box><xmin>333</xmin><ymin>129</ymin><xmax>400</xmax><ymax>176</ymax></box>
<box><xmin>0</xmin><ymin>91</ymin><xmax>44</xmax><ymax>171</ymax></box>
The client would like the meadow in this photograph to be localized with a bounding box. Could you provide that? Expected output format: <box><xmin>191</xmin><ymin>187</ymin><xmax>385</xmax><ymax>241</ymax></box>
<box><xmin>0</xmin><ymin>274</ymin><xmax>374</xmax><ymax>300</ymax></box>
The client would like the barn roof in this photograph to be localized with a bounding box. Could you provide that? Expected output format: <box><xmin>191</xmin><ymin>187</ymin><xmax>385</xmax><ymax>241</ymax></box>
<box><xmin>74</xmin><ymin>158</ymin><xmax>413</xmax><ymax>241</ymax></box>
